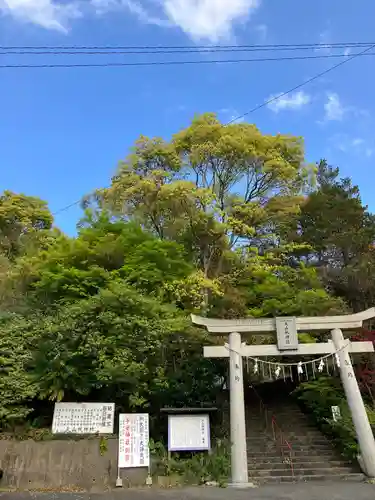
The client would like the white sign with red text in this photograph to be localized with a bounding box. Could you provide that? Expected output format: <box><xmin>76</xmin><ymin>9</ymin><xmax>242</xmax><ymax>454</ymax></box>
<box><xmin>118</xmin><ymin>413</ymin><xmax>150</xmax><ymax>468</ymax></box>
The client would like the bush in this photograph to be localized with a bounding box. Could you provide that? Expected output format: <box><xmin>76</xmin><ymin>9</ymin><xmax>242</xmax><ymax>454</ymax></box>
<box><xmin>294</xmin><ymin>376</ymin><xmax>375</xmax><ymax>461</ymax></box>
<box><xmin>149</xmin><ymin>438</ymin><xmax>230</xmax><ymax>486</ymax></box>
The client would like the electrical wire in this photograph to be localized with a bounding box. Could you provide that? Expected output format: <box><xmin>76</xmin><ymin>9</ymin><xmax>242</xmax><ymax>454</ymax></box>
<box><xmin>1</xmin><ymin>51</ymin><xmax>375</xmax><ymax>69</ymax></box>
<box><xmin>227</xmin><ymin>42</ymin><xmax>375</xmax><ymax>124</ymax></box>
<box><xmin>1</xmin><ymin>43</ymin><xmax>373</xmax><ymax>56</ymax></box>
<box><xmin>48</xmin><ymin>42</ymin><xmax>375</xmax><ymax>216</ymax></box>
<box><xmin>1</xmin><ymin>41</ymin><xmax>374</xmax><ymax>50</ymax></box>
<box><xmin>52</xmin><ymin>200</ymin><xmax>85</xmax><ymax>216</ymax></box>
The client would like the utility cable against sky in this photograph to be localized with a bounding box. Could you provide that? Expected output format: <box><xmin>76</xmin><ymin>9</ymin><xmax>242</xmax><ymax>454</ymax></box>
<box><xmin>50</xmin><ymin>42</ymin><xmax>375</xmax><ymax>216</ymax></box>
<box><xmin>1</xmin><ymin>43</ymin><xmax>374</xmax><ymax>56</ymax></box>
<box><xmin>227</xmin><ymin>42</ymin><xmax>375</xmax><ymax>124</ymax></box>
<box><xmin>1</xmin><ymin>52</ymin><xmax>375</xmax><ymax>69</ymax></box>
<box><xmin>1</xmin><ymin>41</ymin><xmax>374</xmax><ymax>50</ymax></box>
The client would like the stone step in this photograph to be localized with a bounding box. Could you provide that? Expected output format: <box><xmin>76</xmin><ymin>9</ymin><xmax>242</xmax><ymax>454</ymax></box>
<box><xmin>248</xmin><ymin>460</ymin><xmax>354</xmax><ymax>470</ymax></box>
<box><xmin>246</xmin><ymin>419</ymin><xmax>318</xmax><ymax>427</ymax></box>
<box><xmin>248</xmin><ymin>455</ymin><xmax>350</xmax><ymax>465</ymax></box>
<box><xmin>245</xmin><ymin>423</ymin><xmax>323</xmax><ymax>437</ymax></box>
<box><xmin>260</xmin><ymin>415</ymin><xmax>318</xmax><ymax>422</ymax></box>
<box><xmin>246</xmin><ymin>417</ymin><xmax>319</xmax><ymax>426</ymax></box>
<box><xmin>280</xmin><ymin>442</ymin><xmax>334</xmax><ymax>449</ymax></box>
<box><xmin>266</xmin><ymin>421</ymin><xmax>319</xmax><ymax>427</ymax></box>
<box><xmin>248</xmin><ymin>449</ymin><xmax>338</xmax><ymax>457</ymax></box>
<box><xmin>246</xmin><ymin>445</ymin><xmax>334</xmax><ymax>454</ymax></box>
<box><xmin>249</xmin><ymin>473</ymin><xmax>365</xmax><ymax>484</ymax></box>
<box><xmin>252</xmin><ymin>466</ymin><xmax>355</xmax><ymax>477</ymax></box>
<box><xmin>260</xmin><ymin>417</ymin><xmax>317</xmax><ymax>424</ymax></box>
<box><xmin>270</xmin><ymin>428</ymin><xmax>325</xmax><ymax>434</ymax></box>
<box><xmin>246</xmin><ymin>435</ymin><xmax>331</xmax><ymax>444</ymax></box>
<box><xmin>246</xmin><ymin>409</ymin><xmax>303</xmax><ymax>414</ymax></box>
<box><xmin>246</xmin><ymin>420</ymin><xmax>318</xmax><ymax>428</ymax></box>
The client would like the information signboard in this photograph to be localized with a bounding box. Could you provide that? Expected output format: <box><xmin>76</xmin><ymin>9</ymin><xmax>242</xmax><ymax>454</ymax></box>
<box><xmin>118</xmin><ymin>413</ymin><xmax>150</xmax><ymax>468</ymax></box>
<box><xmin>168</xmin><ymin>414</ymin><xmax>210</xmax><ymax>451</ymax></box>
<box><xmin>331</xmin><ymin>405</ymin><xmax>341</xmax><ymax>422</ymax></box>
<box><xmin>52</xmin><ymin>402</ymin><xmax>115</xmax><ymax>434</ymax></box>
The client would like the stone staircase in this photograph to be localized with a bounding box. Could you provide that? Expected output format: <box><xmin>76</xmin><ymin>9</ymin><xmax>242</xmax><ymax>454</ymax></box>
<box><xmin>245</xmin><ymin>382</ymin><xmax>364</xmax><ymax>483</ymax></box>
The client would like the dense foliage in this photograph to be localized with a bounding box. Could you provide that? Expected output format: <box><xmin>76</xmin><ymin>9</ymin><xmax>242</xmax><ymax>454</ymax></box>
<box><xmin>294</xmin><ymin>377</ymin><xmax>375</xmax><ymax>460</ymax></box>
<box><xmin>1</xmin><ymin>113</ymin><xmax>374</xmax><ymax>434</ymax></box>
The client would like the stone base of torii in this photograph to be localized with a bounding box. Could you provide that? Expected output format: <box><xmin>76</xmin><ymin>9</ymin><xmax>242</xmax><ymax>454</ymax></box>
<box><xmin>192</xmin><ymin>309</ymin><xmax>375</xmax><ymax>487</ymax></box>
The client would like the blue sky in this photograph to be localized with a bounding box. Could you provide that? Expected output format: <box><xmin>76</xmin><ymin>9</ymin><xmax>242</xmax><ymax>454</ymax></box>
<box><xmin>1</xmin><ymin>0</ymin><xmax>375</xmax><ymax>234</ymax></box>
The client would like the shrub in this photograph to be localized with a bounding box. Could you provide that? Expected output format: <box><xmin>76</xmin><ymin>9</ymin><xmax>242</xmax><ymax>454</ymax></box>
<box><xmin>294</xmin><ymin>376</ymin><xmax>375</xmax><ymax>461</ymax></box>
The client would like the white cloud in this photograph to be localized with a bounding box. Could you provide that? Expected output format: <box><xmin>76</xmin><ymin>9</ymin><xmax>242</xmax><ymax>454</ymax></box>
<box><xmin>2</xmin><ymin>0</ymin><xmax>261</xmax><ymax>40</ymax></box>
<box><xmin>330</xmin><ymin>134</ymin><xmax>374</xmax><ymax>158</ymax></box>
<box><xmin>266</xmin><ymin>91</ymin><xmax>311</xmax><ymax>113</ymax></box>
<box><xmin>324</xmin><ymin>92</ymin><xmax>345</xmax><ymax>121</ymax></box>
<box><xmin>343</xmin><ymin>47</ymin><xmax>351</xmax><ymax>57</ymax></box>
<box><xmin>352</xmin><ymin>138</ymin><xmax>364</xmax><ymax>147</ymax></box>
<box><xmin>254</xmin><ymin>23</ymin><xmax>267</xmax><ymax>41</ymax></box>
<box><xmin>219</xmin><ymin>107</ymin><xmax>244</xmax><ymax>123</ymax></box>
<box><xmin>162</xmin><ymin>0</ymin><xmax>260</xmax><ymax>42</ymax></box>
<box><xmin>0</xmin><ymin>0</ymin><xmax>81</xmax><ymax>32</ymax></box>
<box><xmin>94</xmin><ymin>0</ymin><xmax>260</xmax><ymax>42</ymax></box>
<box><xmin>315</xmin><ymin>29</ymin><xmax>332</xmax><ymax>54</ymax></box>
<box><xmin>319</xmin><ymin>92</ymin><xmax>369</xmax><ymax>124</ymax></box>
<box><xmin>120</xmin><ymin>0</ymin><xmax>170</xmax><ymax>26</ymax></box>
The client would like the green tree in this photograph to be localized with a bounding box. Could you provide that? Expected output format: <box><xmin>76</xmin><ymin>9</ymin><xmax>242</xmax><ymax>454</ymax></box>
<box><xmin>293</xmin><ymin>160</ymin><xmax>375</xmax><ymax>311</ymax></box>
<box><xmin>210</xmin><ymin>249</ymin><xmax>346</xmax><ymax>319</ymax></box>
<box><xmin>0</xmin><ymin>191</ymin><xmax>53</xmax><ymax>260</ymax></box>
<box><xmin>91</xmin><ymin>114</ymin><xmax>312</xmax><ymax>280</ymax></box>
<box><xmin>13</xmin><ymin>216</ymin><xmax>194</xmax><ymax>309</ymax></box>
<box><xmin>0</xmin><ymin>314</ymin><xmax>38</xmax><ymax>426</ymax></box>
<box><xmin>31</xmin><ymin>281</ymin><xmax>225</xmax><ymax>416</ymax></box>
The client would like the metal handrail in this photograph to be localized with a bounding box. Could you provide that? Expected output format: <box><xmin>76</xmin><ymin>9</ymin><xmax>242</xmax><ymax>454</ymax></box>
<box><xmin>271</xmin><ymin>415</ymin><xmax>294</xmax><ymax>477</ymax></box>
<box><xmin>250</xmin><ymin>386</ymin><xmax>294</xmax><ymax>478</ymax></box>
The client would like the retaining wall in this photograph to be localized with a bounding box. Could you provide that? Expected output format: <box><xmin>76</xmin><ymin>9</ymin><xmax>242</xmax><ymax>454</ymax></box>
<box><xmin>0</xmin><ymin>438</ymin><xmax>147</xmax><ymax>491</ymax></box>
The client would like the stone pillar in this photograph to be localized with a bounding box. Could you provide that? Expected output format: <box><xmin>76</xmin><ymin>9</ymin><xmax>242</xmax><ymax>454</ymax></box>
<box><xmin>228</xmin><ymin>331</ymin><xmax>249</xmax><ymax>486</ymax></box>
<box><xmin>331</xmin><ymin>328</ymin><xmax>375</xmax><ymax>477</ymax></box>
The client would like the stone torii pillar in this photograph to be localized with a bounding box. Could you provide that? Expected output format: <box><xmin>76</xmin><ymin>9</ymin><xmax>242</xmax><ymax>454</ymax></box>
<box><xmin>192</xmin><ymin>309</ymin><xmax>375</xmax><ymax>486</ymax></box>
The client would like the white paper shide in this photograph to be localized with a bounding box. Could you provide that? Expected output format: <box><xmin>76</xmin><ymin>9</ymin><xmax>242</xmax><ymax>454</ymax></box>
<box><xmin>52</xmin><ymin>402</ymin><xmax>115</xmax><ymax>434</ymax></box>
<box><xmin>118</xmin><ymin>414</ymin><xmax>150</xmax><ymax>468</ymax></box>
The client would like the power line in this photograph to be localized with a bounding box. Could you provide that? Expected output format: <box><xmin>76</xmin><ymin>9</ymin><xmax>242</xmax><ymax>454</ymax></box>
<box><xmin>227</xmin><ymin>42</ymin><xmax>375</xmax><ymax>124</ymax></box>
<box><xmin>52</xmin><ymin>200</ymin><xmax>84</xmax><ymax>216</ymax></box>
<box><xmin>1</xmin><ymin>43</ymin><xmax>373</xmax><ymax>56</ymax></box>
<box><xmin>1</xmin><ymin>51</ymin><xmax>375</xmax><ymax>69</ymax></box>
<box><xmin>47</xmin><ymin>42</ymin><xmax>375</xmax><ymax>217</ymax></box>
<box><xmin>1</xmin><ymin>41</ymin><xmax>374</xmax><ymax>50</ymax></box>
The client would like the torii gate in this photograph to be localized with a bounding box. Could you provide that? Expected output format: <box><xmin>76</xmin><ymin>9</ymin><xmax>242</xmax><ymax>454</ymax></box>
<box><xmin>192</xmin><ymin>309</ymin><xmax>375</xmax><ymax>487</ymax></box>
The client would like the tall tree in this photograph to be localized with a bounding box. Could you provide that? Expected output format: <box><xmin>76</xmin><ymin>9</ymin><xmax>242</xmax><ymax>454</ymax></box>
<box><xmin>13</xmin><ymin>216</ymin><xmax>195</xmax><ymax>309</ymax></box>
<box><xmin>90</xmin><ymin>114</ymin><xmax>312</xmax><ymax>279</ymax></box>
<box><xmin>0</xmin><ymin>191</ymin><xmax>53</xmax><ymax>260</ymax></box>
<box><xmin>294</xmin><ymin>160</ymin><xmax>375</xmax><ymax>311</ymax></box>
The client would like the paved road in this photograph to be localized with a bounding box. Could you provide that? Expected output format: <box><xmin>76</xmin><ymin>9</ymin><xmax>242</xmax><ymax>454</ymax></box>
<box><xmin>0</xmin><ymin>483</ymin><xmax>375</xmax><ymax>500</ymax></box>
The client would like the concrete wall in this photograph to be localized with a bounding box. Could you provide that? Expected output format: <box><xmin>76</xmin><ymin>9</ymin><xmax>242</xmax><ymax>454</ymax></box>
<box><xmin>0</xmin><ymin>438</ymin><xmax>148</xmax><ymax>492</ymax></box>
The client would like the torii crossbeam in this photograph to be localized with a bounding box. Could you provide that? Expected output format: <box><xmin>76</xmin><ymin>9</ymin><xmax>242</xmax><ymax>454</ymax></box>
<box><xmin>192</xmin><ymin>309</ymin><xmax>375</xmax><ymax>487</ymax></box>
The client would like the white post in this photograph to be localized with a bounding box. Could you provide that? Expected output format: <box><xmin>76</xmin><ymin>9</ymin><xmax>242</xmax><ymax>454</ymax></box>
<box><xmin>228</xmin><ymin>331</ymin><xmax>249</xmax><ymax>486</ymax></box>
<box><xmin>331</xmin><ymin>328</ymin><xmax>375</xmax><ymax>477</ymax></box>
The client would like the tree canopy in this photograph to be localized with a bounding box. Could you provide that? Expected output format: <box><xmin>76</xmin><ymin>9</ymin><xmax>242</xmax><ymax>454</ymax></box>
<box><xmin>0</xmin><ymin>113</ymin><xmax>373</xmax><ymax>431</ymax></box>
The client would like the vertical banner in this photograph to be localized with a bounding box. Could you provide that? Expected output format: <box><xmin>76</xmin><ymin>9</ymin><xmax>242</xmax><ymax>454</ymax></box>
<box><xmin>118</xmin><ymin>413</ymin><xmax>150</xmax><ymax>468</ymax></box>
